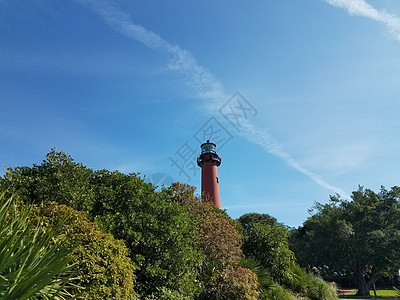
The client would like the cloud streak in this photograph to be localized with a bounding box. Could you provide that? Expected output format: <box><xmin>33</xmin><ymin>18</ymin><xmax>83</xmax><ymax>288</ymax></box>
<box><xmin>325</xmin><ymin>0</ymin><xmax>400</xmax><ymax>40</ymax></box>
<box><xmin>75</xmin><ymin>0</ymin><xmax>349</xmax><ymax>198</ymax></box>
<box><xmin>75</xmin><ymin>0</ymin><xmax>227</xmax><ymax>109</ymax></box>
<box><xmin>241</xmin><ymin>122</ymin><xmax>350</xmax><ymax>197</ymax></box>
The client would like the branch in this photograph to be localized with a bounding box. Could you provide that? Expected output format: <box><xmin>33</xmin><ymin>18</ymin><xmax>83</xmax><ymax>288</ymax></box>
<box><xmin>366</xmin><ymin>268</ymin><xmax>381</xmax><ymax>287</ymax></box>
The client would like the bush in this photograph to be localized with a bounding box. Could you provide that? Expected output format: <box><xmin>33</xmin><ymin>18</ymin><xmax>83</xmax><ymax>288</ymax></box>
<box><xmin>242</xmin><ymin>257</ymin><xmax>299</xmax><ymax>300</ymax></box>
<box><xmin>166</xmin><ymin>183</ymin><xmax>261</xmax><ymax>299</ymax></box>
<box><xmin>202</xmin><ymin>263</ymin><xmax>259</xmax><ymax>300</ymax></box>
<box><xmin>289</xmin><ymin>264</ymin><xmax>337</xmax><ymax>300</ymax></box>
<box><xmin>34</xmin><ymin>202</ymin><xmax>138</xmax><ymax>299</ymax></box>
<box><xmin>263</xmin><ymin>284</ymin><xmax>298</xmax><ymax>300</ymax></box>
<box><xmin>144</xmin><ymin>287</ymin><xmax>192</xmax><ymax>300</ymax></box>
<box><xmin>0</xmin><ymin>193</ymin><xmax>73</xmax><ymax>299</ymax></box>
<box><xmin>167</xmin><ymin>183</ymin><xmax>243</xmax><ymax>263</ymax></box>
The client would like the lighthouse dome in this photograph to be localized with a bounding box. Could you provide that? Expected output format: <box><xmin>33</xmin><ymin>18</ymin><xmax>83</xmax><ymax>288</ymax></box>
<box><xmin>201</xmin><ymin>140</ymin><xmax>216</xmax><ymax>154</ymax></box>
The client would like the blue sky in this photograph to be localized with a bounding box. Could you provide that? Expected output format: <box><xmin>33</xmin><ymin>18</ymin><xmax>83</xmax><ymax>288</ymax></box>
<box><xmin>1</xmin><ymin>0</ymin><xmax>400</xmax><ymax>227</ymax></box>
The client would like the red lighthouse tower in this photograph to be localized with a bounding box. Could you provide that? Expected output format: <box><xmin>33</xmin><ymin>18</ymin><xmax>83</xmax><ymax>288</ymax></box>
<box><xmin>197</xmin><ymin>140</ymin><xmax>222</xmax><ymax>208</ymax></box>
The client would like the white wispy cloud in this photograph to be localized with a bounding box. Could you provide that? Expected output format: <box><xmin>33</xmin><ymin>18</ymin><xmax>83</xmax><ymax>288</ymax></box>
<box><xmin>325</xmin><ymin>0</ymin><xmax>400</xmax><ymax>40</ymax></box>
<box><xmin>241</xmin><ymin>122</ymin><xmax>350</xmax><ymax>197</ymax></box>
<box><xmin>74</xmin><ymin>0</ymin><xmax>227</xmax><ymax>110</ymax></box>
<box><xmin>74</xmin><ymin>0</ymin><xmax>349</xmax><ymax>198</ymax></box>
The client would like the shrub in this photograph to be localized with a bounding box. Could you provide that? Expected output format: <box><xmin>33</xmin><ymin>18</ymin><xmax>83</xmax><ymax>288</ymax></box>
<box><xmin>34</xmin><ymin>202</ymin><xmax>138</xmax><ymax>299</ymax></box>
<box><xmin>202</xmin><ymin>263</ymin><xmax>259</xmax><ymax>300</ymax></box>
<box><xmin>166</xmin><ymin>183</ymin><xmax>259</xmax><ymax>299</ymax></box>
<box><xmin>0</xmin><ymin>193</ymin><xmax>73</xmax><ymax>299</ymax></box>
<box><xmin>263</xmin><ymin>284</ymin><xmax>298</xmax><ymax>300</ymax></box>
<box><xmin>289</xmin><ymin>264</ymin><xmax>337</xmax><ymax>300</ymax></box>
<box><xmin>144</xmin><ymin>287</ymin><xmax>192</xmax><ymax>300</ymax></box>
<box><xmin>167</xmin><ymin>183</ymin><xmax>243</xmax><ymax>264</ymax></box>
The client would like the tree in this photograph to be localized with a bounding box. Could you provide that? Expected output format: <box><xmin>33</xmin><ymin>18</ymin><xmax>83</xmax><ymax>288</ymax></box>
<box><xmin>239</xmin><ymin>213</ymin><xmax>338</xmax><ymax>300</ymax></box>
<box><xmin>89</xmin><ymin>171</ymin><xmax>204</xmax><ymax>298</ymax></box>
<box><xmin>1</xmin><ymin>150</ymin><xmax>204</xmax><ymax>298</ymax></box>
<box><xmin>238</xmin><ymin>213</ymin><xmax>295</xmax><ymax>284</ymax></box>
<box><xmin>165</xmin><ymin>183</ymin><xmax>259</xmax><ymax>300</ymax></box>
<box><xmin>166</xmin><ymin>183</ymin><xmax>244</xmax><ymax>264</ymax></box>
<box><xmin>290</xmin><ymin>186</ymin><xmax>400</xmax><ymax>296</ymax></box>
<box><xmin>1</xmin><ymin>149</ymin><xmax>94</xmax><ymax>211</ymax></box>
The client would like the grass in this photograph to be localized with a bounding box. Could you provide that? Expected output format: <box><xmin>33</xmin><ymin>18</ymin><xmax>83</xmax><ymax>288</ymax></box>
<box><xmin>338</xmin><ymin>287</ymin><xmax>399</xmax><ymax>299</ymax></box>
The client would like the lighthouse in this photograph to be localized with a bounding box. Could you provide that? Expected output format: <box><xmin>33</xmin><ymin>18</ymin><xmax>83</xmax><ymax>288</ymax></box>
<box><xmin>197</xmin><ymin>140</ymin><xmax>222</xmax><ymax>208</ymax></box>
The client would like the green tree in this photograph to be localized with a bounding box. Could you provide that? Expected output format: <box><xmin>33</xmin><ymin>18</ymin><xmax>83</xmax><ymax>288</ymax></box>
<box><xmin>1</xmin><ymin>150</ymin><xmax>204</xmax><ymax>298</ymax></box>
<box><xmin>90</xmin><ymin>171</ymin><xmax>204</xmax><ymax>298</ymax></box>
<box><xmin>238</xmin><ymin>213</ymin><xmax>295</xmax><ymax>284</ymax></box>
<box><xmin>290</xmin><ymin>186</ymin><xmax>400</xmax><ymax>296</ymax></box>
<box><xmin>1</xmin><ymin>149</ymin><xmax>94</xmax><ymax>211</ymax></box>
<box><xmin>0</xmin><ymin>193</ymin><xmax>73</xmax><ymax>299</ymax></box>
<box><xmin>166</xmin><ymin>183</ymin><xmax>259</xmax><ymax>300</ymax></box>
<box><xmin>238</xmin><ymin>213</ymin><xmax>338</xmax><ymax>300</ymax></box>
<box><xmin>166</xmin><ymin>183</ymin><xmax>243</xmax><ymax>264</ymax></box>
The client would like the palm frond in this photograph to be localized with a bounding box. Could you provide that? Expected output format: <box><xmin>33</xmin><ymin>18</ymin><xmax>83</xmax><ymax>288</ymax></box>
<box><xmin>0</xmin><ymin>192</ymin><xmax>74</xmax><ymax>299</ymax></box>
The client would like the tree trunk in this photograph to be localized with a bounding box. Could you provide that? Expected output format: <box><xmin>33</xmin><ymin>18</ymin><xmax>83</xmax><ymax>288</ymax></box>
<box><xmin>354</xmin><ymin>268</ymin><xmax>381</xmax><ymax>296</ymax></box>
<box><xmin>355</xmin><ymin>272</ymin><xmax>370</xmax><ymax>296</ymax></box>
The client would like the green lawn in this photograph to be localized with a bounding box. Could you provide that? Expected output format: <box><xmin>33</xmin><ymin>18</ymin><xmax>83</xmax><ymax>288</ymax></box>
<box><xmin>339</xmin><ymin>288</ymin><xmax>399</xmax><ymax>299</ymax></box>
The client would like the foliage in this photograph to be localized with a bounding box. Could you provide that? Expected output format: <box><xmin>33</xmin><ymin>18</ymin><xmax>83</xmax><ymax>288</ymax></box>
<box><xmin>0</xmin><ymin>193</ymin><xmax>73</xmax><ymax>300</ymax></box>
<box><xmin>167</xmin><ymin>182</ymin><xmax>243</xmax><ymax>264</ymax></box>
<box><xmin>238</xmin><ymin>213</ymin><xmax>337</xmax><ymax>300</ymax></box>
<box><xmin>1</xmin><ymin>149</ymin><xmax>205</xmax><ymax>298</ymax></box>
<box><xmin>90</xmin><ymin>171</ymin><xmax>204</xmax><ymax>298</ymax></box>
<box><xmin>262</xmin><ymin>284</ymin><xmax>298</xmax><ymax>300</ymax></box>
<box><xmin>166</xmin><ymin>183</ymin><xmax>259</xmax><ymax>299</ymax></box>
<box><xmin>290</xmin><ymin>186</ymin><xmax>400</xmax><ymax>296</ymax></box>
<box><xmin>241</xmin><ymin>258</ymin><xmax>292</xmax><ymax>300</ymax></box>
<box><xmin>289</xmin><ymin>264</ymin><xmax>337</xmax><ymax>300</ymax></box>
<box><xmin>203</xmin><ymin>263</ymin><xmax>259</xmax><ymax>300</ymax></box>
<box><xmin>33</xmin><ymin>202</ymin><xmax>138</xmax><ymax>300</ymax></box>
<box><xmin>144</xmin><ymin>287</ymin><xmax>193</xmax><ymax>300</ymax></box>
<box><xmin>2</xmin><ymin>149</ymin><xmax>94</xmax><ymax>211</ymax></box>
<box><xmin>238</xmin><ymin>213</ymin><xmax>295</xmax><ymax>283</ymax></box>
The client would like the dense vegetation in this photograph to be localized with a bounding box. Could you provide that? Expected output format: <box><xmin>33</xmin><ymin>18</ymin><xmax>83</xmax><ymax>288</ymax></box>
<box><xmin>239</xmin><ymin>213</ymin><xmax>337</xmax><ymax>300</ymax></box>
<box><xmin>0</xmin><ymin>193</ymin><xmax>73</xmax><ymax>299</ymax></box>
<box><xmin>290</xmin><ymin>186</ymin><xmax>400</xmax><ymax>296</ymax></box>
<box><xmin>1</xmin><ymin>149</ymin><xmax>339</xmax><ymax>299</ymax></box>
<box><xmin>32</xmin><ymin>202</ymin><xmax>138</xmax><ymax>299</ymax></box>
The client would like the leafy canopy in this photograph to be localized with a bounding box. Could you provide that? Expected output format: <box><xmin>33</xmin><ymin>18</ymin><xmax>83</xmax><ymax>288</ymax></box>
<box><xmin>239</xmin><ymin>213</ymin><xmax>295</xmax><ymax>283</ymax></box>
<box><xmin>90</xmin><ymin>170</ymin><xmax>204</xmax><ymax>298</ymax></box>
<box><xmin>1</xmin><ymin>149</ymin><xmax>204</xmax><ymax>299</ymax></box>
<box><xmin>290</xmin><ymin>186</ymin><xmax>400</xmax><ymax>296</ymax></box>
<box><xmin>166</xmin><ymin>183</ymin><xmax>259</xmax><ymax>300</ymax></box>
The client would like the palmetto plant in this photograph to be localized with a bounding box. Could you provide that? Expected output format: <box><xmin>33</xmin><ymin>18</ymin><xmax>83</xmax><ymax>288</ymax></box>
<box><xmin>0</xmin><ymin>192</ymin><xmax>74</xmax><ymax>300</ymax></box>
